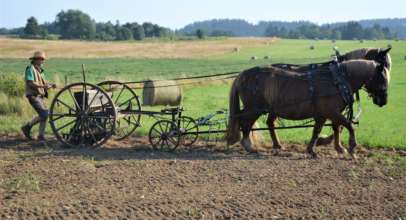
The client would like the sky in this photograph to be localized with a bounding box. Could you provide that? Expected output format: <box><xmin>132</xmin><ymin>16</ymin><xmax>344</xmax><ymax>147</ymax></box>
<box><xmin>1</xmin><ymin>0</ymin><xmax>405</xmax><ymax>29</ymax></box>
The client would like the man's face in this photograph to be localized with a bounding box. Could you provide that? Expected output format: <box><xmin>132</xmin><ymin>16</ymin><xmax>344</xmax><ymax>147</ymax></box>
<box><xmin>33</xmin><ymin>58</ymin><xmax>45</xmax><ymax>67</ymax></box>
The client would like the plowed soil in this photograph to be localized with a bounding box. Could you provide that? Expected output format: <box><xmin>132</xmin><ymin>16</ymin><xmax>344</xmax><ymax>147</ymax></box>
<box><xmin>1</xmin><ymin>135</ymin><xmax>405</xmax><ymax>219</ymax></box>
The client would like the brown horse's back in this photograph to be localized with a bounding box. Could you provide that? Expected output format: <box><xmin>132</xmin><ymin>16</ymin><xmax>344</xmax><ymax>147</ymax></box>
<box><xmin>237</xmin><ymin>65</ymin><xmax>342</xmax><ymax>120</ymax></box>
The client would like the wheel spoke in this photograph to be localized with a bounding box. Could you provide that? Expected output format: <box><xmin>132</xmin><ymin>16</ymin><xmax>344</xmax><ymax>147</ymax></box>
<box><xmin>50</xmin><ymin>113</ymin><xmax>76</xmax><ymax>123</ymax></box>
<box><xmin>56</xmin><ymin>99</ymin><xmax>77</xmax><ymax>113</ymax></box>
<box><xmin>85</xmin><ymin>90</ymin><xmax>100</xmax><ymax>113</ymax></box>
<box><xmin>114</xmin><ymin>86</ymin><xmax>125</xmax><ymax>105</ymax></box>
<box><xmin>68</xmin><ymin>88</ymin><xmax>81</xmax><ymax>111</ymax></box>
<box><xmin>82</xmin><ymin>84</ymin><xmax>87</xmax><ymax>113</ymax></box>
<box><xmin>84</xmin><ymin>121</ymin><xmax>99</xmax><ymax>145</ymax></box>
<box><xmin>168</xmin><ymin>136</ymin><xmax>178</xmax><ymax>146</ymax></box>
<box><xmin>160</xmin><ymin>139</ymin><xmax>165</xmax><ymax>150</ymax></box>
<box><xmin>55</xmin><ymin>119</ymin><xmax>76</xmax><ymax>132</ymax></box>
<box><xmin>88</xmin><ymin>119</ymin><xmax>107</xmax><ymax>132</ymax></box>
<box><xmin>118</xmin><ymin>96</ymin><xmax>136</xmax><ymax>108</ymax></box>
<box><xmin>164</xmin><ymin>122</ymin><xmax>169</xmax><ymax>133</ymax></box>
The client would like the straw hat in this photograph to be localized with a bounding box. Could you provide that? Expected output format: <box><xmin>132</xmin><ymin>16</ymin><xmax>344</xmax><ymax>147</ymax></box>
<box><xmin>29</xmin><ymin>51</ymin><xmax>46</xmax><ymax>60</ymax></box>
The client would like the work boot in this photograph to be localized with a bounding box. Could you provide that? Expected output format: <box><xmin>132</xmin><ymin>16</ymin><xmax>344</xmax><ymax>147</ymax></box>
<box><xmin>21</xmin><ymin>125</ymin><xmax>32</xmax><ymax>140</ymax></box>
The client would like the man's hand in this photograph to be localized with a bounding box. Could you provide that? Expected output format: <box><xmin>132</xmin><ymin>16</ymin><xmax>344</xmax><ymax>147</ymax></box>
<box><xmin>45</xmin><ymin>83</ymin><xmax>56</xmax><ymax>89</ymax></box>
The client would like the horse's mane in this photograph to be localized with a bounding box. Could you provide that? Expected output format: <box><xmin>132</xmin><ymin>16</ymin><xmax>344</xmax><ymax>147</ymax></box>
<box><xmin>343</xmin><ymin>48</ymin><xmax>392</xmax><ymax>71</ymax></box>
<box><xmin>342</xmin><ymin>48</ymin><xmax>371</xmax><ymax>60</ymax></box>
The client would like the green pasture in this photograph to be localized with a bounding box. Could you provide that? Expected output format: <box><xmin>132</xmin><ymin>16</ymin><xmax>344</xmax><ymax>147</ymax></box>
<box><xmin>0</xmin><ymin>39</ymin><xmax>405</xmax><ymax>149</ymax></box>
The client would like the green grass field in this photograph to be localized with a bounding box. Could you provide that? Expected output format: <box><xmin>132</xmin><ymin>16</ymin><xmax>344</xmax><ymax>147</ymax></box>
<box><xmin>1</xmin><ymin>39</ymin><xmax>405</xmax><ymax>149</ymax></box>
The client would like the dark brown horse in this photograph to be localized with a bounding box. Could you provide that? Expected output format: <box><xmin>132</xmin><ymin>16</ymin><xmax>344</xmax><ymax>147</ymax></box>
<box><xmin>226</xmin><ymin>59</ymin><xmax>390</xmax><ymax>158</ymax></box>
<box><xmin>265</xmin><ymin>47</ymin><xmax>392</xmax><ymax>149</ymax></box>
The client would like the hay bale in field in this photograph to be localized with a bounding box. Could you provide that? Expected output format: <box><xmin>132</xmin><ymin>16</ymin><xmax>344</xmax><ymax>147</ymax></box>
<box><xmin>142</xmin><ymin>80</ymin><xmax>182</xmax><ymax>106</ymax></box>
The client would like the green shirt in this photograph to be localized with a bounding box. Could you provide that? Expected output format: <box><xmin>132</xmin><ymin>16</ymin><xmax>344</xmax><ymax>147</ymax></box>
<box><xmin>25</xmin><ymin>65</ymin><xmax>45</xmax><ymax>81</ymax></box>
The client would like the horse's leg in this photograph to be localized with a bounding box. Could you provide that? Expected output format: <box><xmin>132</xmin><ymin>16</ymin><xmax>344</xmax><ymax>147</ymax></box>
<box><xmin>332</xmin><ymin>114</ymin><xmax>357</xmax><ymax>159</ymax></box>
<box><xmin>240</xmin><ymin>113</ymin><xmax>260</xmax><ymax>153</ymax></box>
<box><xmin>306</xmin><ymin>117</ymin><xmax>327</xmax><ymax>158</ymax></box>
<box><xmin>266</xmin><ymin>114</ymin><xmax>283</xmax><ymax>149</ymax></box>
<box><xmin>332</xmin><ymin>123</ymin><xmax>347</xmax><ymax>156</ymax></box>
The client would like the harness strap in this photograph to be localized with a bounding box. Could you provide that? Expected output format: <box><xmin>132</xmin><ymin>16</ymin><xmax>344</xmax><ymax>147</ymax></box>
<box><xmin>329</xmin><ymin>61</ymin><xmax>355</xmax><ymax>121</ymax></box>
<box><xmin>306</xmin><ymin>64</ymin><xmax>319</xmax><ymax>106</ymax></box>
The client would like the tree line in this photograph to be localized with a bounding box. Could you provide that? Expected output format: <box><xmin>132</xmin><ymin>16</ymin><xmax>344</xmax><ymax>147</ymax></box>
<box><xmin>1</xmin><ymin>12</ymin><xmax>404</xmax><ymax>41</ymax></box>
<box><xmin>264</xmin><ymin>22</ymin><xmax>395</xmax><ymax>40</ymax></box>
<box><xmin>0</xmin><ymin>9</ymin><xmax>173</xmax><ymax>41</ymax></box>
<box><xmin>180</xmin><ymin>18</ymin><xmax>405</xmax><ymax>40</ymax></box>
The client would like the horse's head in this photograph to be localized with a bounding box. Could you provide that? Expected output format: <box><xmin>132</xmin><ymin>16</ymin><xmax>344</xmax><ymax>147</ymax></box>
<box><xmin>366</xmin><ymin>47</ymin><xmax>392</xmax><ymax>72</ymax></box>
<box><xmin>364</xmin><ymin>62</ymin><xmax>390</xmax><ymax>107</ymax></box>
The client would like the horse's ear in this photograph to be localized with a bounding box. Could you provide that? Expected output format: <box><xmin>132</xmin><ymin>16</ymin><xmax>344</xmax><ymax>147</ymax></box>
<box><xmin>380</xmin><ymin>47</ymin><xmax>392</xmax><ymax>55</ymax></box>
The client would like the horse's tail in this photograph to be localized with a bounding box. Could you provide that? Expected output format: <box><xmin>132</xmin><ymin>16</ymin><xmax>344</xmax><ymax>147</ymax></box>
<box><xmin>226</xmin><ymin>77</ymin><xmax>241</xmax><ymax>145</ymax></box>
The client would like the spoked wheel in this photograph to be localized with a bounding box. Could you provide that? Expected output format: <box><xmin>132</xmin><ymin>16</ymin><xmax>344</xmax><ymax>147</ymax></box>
<box><xmin>49</xmin><ymin>82</ymin><xmax>116</xmax><ymax>148</ymax></box>
<box><xmin>98</xmin><ymin>81</ymin><xmax>141</xmax><ymax>140</ymax></box>
<box><xmin>149</xmin><ymin>120</ymin><xmax>180</xmax><ymax>152</ymax></box>
<box><xmin>179</xmin><ymin>116</ymin><xmax>198</xmax><ymax>146</ymax></box>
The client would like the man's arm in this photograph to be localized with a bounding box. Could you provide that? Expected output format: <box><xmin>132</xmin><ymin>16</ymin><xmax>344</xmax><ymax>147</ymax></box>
<box><xmin>27</xmin><ymin>80</ymin><xmax>48</xmax><ymax>89</ymax></box>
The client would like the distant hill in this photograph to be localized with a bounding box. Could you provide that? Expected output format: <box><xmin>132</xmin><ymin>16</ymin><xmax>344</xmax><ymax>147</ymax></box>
<box><xmin>179</xmin><ymin>18</ymin><xmax>406</xmax><ymax>38</ymax></box>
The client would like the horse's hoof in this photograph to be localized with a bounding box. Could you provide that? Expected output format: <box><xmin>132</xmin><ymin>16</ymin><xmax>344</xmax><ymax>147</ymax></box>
<box><xmin>247</xmin><ymin>149</ymin><xmax>258</xmax><ymax>154</ymax></box>
<box><xmin>273</xmin><ymin>145</ymin><xmax>285</xmax><ymax>150</ymax></box>
<box><xmin>243</xmin><ymin>146</ymin><xmax>257</xmax><ymax>154</ymax></box>
<box><xmin>350</xmin><ymin>153</ymin><xmax>358</xmax><ymax>160</ymax></box>
<box><xmin>335</xmin><ymin>147</ymin><xmax>348</xmax><ymax>155</ymax></box>
<box><xmin>307</xmin><ymin>151</ymin><xmax>318</xmax><ymax>159</ymax></box>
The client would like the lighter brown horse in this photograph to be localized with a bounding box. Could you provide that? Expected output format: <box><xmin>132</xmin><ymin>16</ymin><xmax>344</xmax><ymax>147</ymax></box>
<box><xmin>267</xmin><ymin>47</ymin><xmax>392</xmax><ymax>149</ymax></box>
<box><xmin>226</xmin><ymin>59</ymin><xmax>390</xmax><ymax>158</ymax></box>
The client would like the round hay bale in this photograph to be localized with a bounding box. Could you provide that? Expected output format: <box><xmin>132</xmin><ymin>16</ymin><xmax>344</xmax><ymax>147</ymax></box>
<box><xmin>251</xmin><ymin>56</ymin><xmax>257</xmax><ymax>60</ymax></box>
<box><xmin>142</xmin><ymin>80</ymin><xmax>182</xmax><ymax>106</ymax></box>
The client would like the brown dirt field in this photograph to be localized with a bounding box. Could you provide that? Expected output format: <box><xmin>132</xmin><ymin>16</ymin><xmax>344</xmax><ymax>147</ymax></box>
<box><xmin>0</xmin><ymin>135</ymin><xmax>405</xmax><ymax>219</ymax></box>
<box><xmin>0</xmin><ymin>38</ymin><xmax>273</xmax><ymax>59</ymax></box>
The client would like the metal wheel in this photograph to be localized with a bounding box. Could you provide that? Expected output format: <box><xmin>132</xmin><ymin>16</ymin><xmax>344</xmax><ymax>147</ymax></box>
<box><xmin>98</xmin><ymin>81</ymin><xmax>141</xmax><ymax>140</ymax></box>
<box><xmin>49</xmin><ymin>82</ymin><xmax>116</xmax><ymax>148</ymax></box>
<box><xmin>149</xmin><ymin>120</ymin><xmax>180</xmax><ymax>152</ymax></box>
<box><xmin>179</xmin><ymin>116</ymin><xmax>198</xmax><ymax>146</ymax></box>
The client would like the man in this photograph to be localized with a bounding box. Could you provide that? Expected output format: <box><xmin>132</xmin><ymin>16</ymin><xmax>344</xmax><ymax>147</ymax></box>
<box><xmin>21</xmin><ymin>51</ymin><xmax>56</xmax><ymax>141</ymax></box>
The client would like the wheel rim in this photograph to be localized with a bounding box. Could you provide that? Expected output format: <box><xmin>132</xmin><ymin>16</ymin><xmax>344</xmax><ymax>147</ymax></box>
<box><xmin>49</xmin><ymin>82</ymin><xmax>116</xmax><ymax>147</ymax></box>
<box><xmin>149</xmin><ymin>120</ymin><xmax>180</xmax><ymax>151</ymax></box>
<box><xmin>98</xmin><ymin>81</ymin><xmax>141</xmax><ymax>140</ymax></box>
<box><xmin>179</xmin><ymin>116</ymin><xmax>198</xmax><ymax>146</ymax></box>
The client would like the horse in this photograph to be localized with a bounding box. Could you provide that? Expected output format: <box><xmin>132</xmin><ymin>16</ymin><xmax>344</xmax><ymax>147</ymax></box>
<box><xmin>226</xmin><ymin>59</ymin><xmax>390</xmax><ymax>159</ymax></box>
<box><xmin>265</xmin><ymin>47</ymin><xmax>392</xmax><ymax>149</ymax></box>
